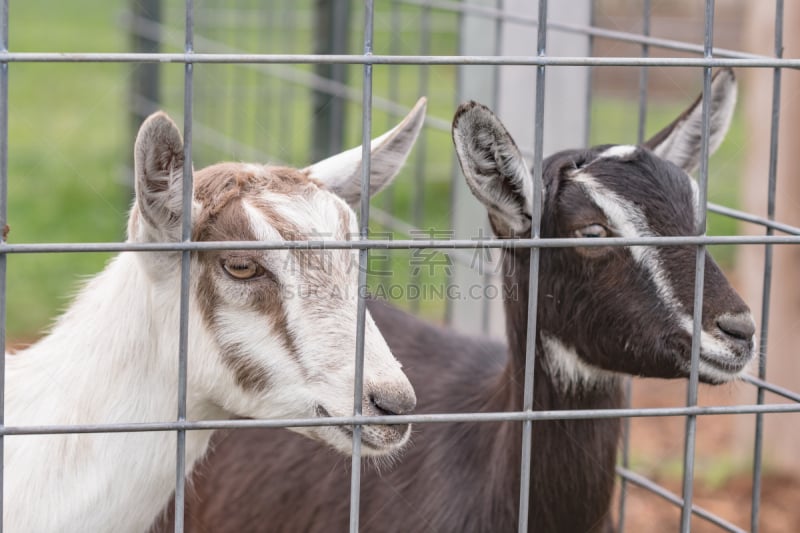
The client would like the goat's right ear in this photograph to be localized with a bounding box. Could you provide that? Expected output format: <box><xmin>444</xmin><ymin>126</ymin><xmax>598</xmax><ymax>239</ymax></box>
<box><xmin>131</xmin><ymin>111</ymin><xmax>187</xmax><ymax>243</ymax></box>
<box><xmin>452</xmin><ymin>101</ymin><xmax>532</xmax><ymax>238</ymax></box>
<box><xmin>644</xmin><ymin>68</ymin><xmax>737</xmax><ymax>174</ymax></box>
<box><xmin>305</xmin><ymin>97</ymin><xmax>426</xmax><ymax>208</ymax></box>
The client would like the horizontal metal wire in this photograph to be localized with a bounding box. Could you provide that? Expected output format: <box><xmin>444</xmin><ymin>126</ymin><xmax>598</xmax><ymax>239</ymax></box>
<box><xmin>4</xmin><ymin>402</ymin><xmax>800</xmax><ymax>437</ymax></box>
<box><xmin>126</xmin><ymin>13</ymin><xmax>454</xmax><ymax>132</ymax></box>
<box><xmin>2</xmin><ymin>234</ymin><xmax>799</xmax><ymax>254</ymax></box>
<box><xmin>743</xmin><ymin>374</ymin><xmax>800</xmax><ymax>403</ymax></box>
<box><xmin>400</xmin><ymin>0</ymin><xmax>770</xmax><ymax>63</ymax></box>
<box><xmin>616</xmin><ymin>467</ymin><xmax>746</xmax><ymax>533</ymax></box>
<box><xmin>4</xmin><ymin>52</ymin><xmax>800</xmax><ymax>68</ymax></box>
<box><xmin>708</xmin><ymin>202</ymin><xmax>800</xmax><ymax>236</ymax></box>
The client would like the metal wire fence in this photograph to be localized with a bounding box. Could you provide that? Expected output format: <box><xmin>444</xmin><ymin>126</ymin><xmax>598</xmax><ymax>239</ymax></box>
<box><xmin>2</xmin><ymin>0</ymin><xmax>799</xmax><ymax>532</ymax></box>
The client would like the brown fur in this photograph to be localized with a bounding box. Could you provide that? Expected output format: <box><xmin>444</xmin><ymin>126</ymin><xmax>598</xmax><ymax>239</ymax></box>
<box><xmin>191</xmin><ymin>164</ymin><xmax>326</xmax><ymax>391</ymax></box>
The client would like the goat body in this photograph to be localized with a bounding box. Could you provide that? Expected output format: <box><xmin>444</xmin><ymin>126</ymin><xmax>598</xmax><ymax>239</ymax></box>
<box><xmin>155</xmin><ymin>69</ymin><xmax>754</xmax><ymax>533</ymax></box>
<box><xmin>4</xmin><ymin>100</ymin><xmax>427</xmax><ymax>532</ymax></box>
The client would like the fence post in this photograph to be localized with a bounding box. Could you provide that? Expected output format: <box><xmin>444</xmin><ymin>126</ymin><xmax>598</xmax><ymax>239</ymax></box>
<box><xmin>128</xmin><ymin>0</ymin><xmax>162</xmax><ymax>188</ymax></box>
<box><xmin>312</xmin><ymin>0</ymin><xmax>351</xmax><ymax>162</ymax></box>
<box><xmin>451</xmin><ymin>0</ymin><xmax>590</xmax><ymax>337</ymax></box>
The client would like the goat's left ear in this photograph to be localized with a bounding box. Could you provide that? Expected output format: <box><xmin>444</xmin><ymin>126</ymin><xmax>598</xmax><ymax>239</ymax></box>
<box><xmin>644</xmin><ymin>68</ymin><xmax>737</xmax><ymax>174</ymax></box>
<box><xmin>305</xmin><ymin>97</ymin><xmax>426</xmax><ymax>206</ymax></box>
<box><xmin>452</xmin><ymin>101</ymin><xmax>533</xmax><ymax>238</ymax></box>
<box><xmin>132</xmin><ymin>111</ymin><xmax>187</xmax><ymax>243</ymax></box>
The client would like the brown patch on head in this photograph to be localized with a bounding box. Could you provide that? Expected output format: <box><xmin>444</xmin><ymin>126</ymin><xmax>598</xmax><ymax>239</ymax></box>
<box><xmin>191</xmin><ymin>162</ymin><xmax>317</xmax><ymax>391</ymax></box>
<box><xmin>193</xmin><ymin>163</ymin><xmax>317</xmax><ymax>242</ymax></box>
<box><xmin>2</xmin><ymin>224</ymin><xmax>8</xmax><ymax>241</ymax></box>
<box><xmin>219</xmin><ymin>341</ymin><xmax>273</xmax><ymax>392</ymax></box>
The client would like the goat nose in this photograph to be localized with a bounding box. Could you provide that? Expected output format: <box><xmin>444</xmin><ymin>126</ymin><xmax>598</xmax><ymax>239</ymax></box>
<box><xmin>369</xmin><ymin>388</ymin><xmax>417</xmax><ymax>416</ymax></box>
<box><xmin>716</xmin><ymin>313</ymin><xmax>756</xmax><ymax>341</ymax></box>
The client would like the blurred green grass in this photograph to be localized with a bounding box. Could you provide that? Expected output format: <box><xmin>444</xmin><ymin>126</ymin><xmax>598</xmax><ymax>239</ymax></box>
<box><xmin>7</xmin><ymin>0</ymin><xmax>129</xmax><ymax>338</ymax></box>
<box><xmin>4</xmin><ymin>1</ymin><xmax>745</xmax><ymax>340</ymax></box>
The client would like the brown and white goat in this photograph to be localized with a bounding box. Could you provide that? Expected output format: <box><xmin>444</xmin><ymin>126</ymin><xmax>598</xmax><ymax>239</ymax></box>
<box><xmin>3</xmin><ymin>99</ymin><xmax>427</xmax><ymax>533</ymax></box>
<box><xmin>154</xmin><ymin>69</ymin><xmax>755</xmax><ymax>532</ymax></box>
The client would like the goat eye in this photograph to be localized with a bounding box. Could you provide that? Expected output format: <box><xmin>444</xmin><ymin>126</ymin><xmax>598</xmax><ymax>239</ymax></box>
<box><xmin>575</xmin><ymin>224</ymin><xmax>608</xmax><ymax>239</ymax></box>
<box><xmin>222</xmin><ymin>259</ymin><xmax>262</xmax><ymax>280</ymax></box>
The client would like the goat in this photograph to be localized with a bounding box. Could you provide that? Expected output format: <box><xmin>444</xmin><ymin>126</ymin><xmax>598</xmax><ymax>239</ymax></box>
<box><xmin>155</xmin><ymin>69</ymin><xmax>755</xmax><ymax>532</ymax></box>
<box><xmin>3</xmin><ymin>98</ymin><xmax>428</xmax><ymax>533</ymax></box>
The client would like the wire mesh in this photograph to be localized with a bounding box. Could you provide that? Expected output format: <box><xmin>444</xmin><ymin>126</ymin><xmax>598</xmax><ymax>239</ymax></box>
<box><xmin>1</xmin><ymin>1</ymin><xmax>798</xmax><ymax>532</ymax></box>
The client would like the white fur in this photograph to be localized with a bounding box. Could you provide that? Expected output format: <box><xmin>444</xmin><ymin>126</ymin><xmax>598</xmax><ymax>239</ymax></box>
<box><xmin>571</xmin><ymin>171</ymin><xmax>682</xmax><ymax>312</ymax></box>
<box><xmin>451</xmin><ymin>104</ymin><xmax>534</xmax><ymax>235</ymax></box>
<box><xmin>5</xmin><ymin>254</ymin><xmax>222</xmax><ymax>533</ymax></box>
<box><xmin>599</xmin><ymin>144</ymin><xmax>638</xmax><ymax>160</ymax></box>
<box><xmin>650</xmin><ymin>69</ymin><xmax>737</xmax><ymax>174</ymax></box>
<box><xmin>570</xmin><ymin>171</ymin><xmax>753</xmax><ymax>384</ymax></box>
<box><xmin>305</xmin><ymin>97</ymin><xmax>427</xmax><ymax>206</ymax></box>
<box><xmin>540</xmin><ymin>333</ymin><xmax>618</xmax><ymax>391</ymax></box>
<box><xmin>3</xmin><ymin>104</ymin><xmax>426</xmax><ymax>531</ymax></box>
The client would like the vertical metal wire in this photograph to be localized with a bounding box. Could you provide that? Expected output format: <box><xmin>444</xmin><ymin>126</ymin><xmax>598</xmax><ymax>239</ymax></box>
<box><xmin>751</xmin><ymin>2</ymin><xmax>784</xmax><ymax>531</ymax></box>
<box><xmin>381</xmin><ymin>0</ymin><xmax>400</xmax><ymax>282</ymax></box>
<box><xmin>517</xmin><ymin>0</ymin><xmax>547</xmax><ymax>530</ymax></box>
<box><xmin>349</xmin><ymin>3</ymin><xmax>375</xmax><ymax>532</ymax></box>
<box><xmin>280</xmin><ymin>0</ymin><xmax>296</xmax><ymax>161</ymax></box>
<box><xmin>174</xmin><ymin>1</ymin><xmax>194</xmax><ymax>532</ymax></box>
<box><xmin>583</xmin><ymin>0</ymin><xmax>594</xmax><ymax>148</ymax></box>
<box><xmin>0</xmin><ymin>0</ymin><xmax>8</xmax><ymax>529</ymax></box>
<box><xmin>679</xmin><ymin>2</ymin><xmax>714</xmax><ymax>531</ymax></box>
<box><xmin>636</xmin><ymin>0</ymin><xmax>651</xmax><ymax>145</ymax></box>
<box><xmin>618</xmin><ymin>3</ymin><xmax>650</xmax><ymax>530</ymax></box>
<box><xmin>480</xmin><ymin>0</ymin><xmax>504</xmax><ymax>335</ymax></box>
<box><xmin>409</xmin><ymin>2</ymin><xmax>430</xmax><ymax>315</ymax></box>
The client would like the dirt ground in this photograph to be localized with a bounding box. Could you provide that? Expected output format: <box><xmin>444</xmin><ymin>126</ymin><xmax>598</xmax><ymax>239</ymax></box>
<box><xmin>620</xmin><ymin>379</ymin><xmax>800</xmax><ymax>532</ymax></box>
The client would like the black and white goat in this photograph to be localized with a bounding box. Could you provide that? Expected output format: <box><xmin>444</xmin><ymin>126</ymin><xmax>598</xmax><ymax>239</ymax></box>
<box><xmin>153</xmin><ymin>68</ymin><xmax>755</xmax><ymax>533</ymax></box>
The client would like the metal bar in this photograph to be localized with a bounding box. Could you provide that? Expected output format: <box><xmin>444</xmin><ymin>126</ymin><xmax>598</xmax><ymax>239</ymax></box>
<box><xmin>752</xmin><ymin>3</ymin><xmax>784</xmax><ymax>529</ymax></box>
<box><xmin>617</xmin><ymin>467</ymin><xmax>747</xmax><ymax>533</ymax></box>
<box><xmin>582</xmin><ymin>0</ymin><xmax>594</xmax><ymax>147</ymax></box>
<box><xmin>349</xmin><ymin>3</ymin><xmax>375</xmax><ymax>532</ymax></box>
<box><xmin>481</xmin><ymin>0</ymin><xmax>504</xmax><ymax>335</ymax></box>
<box><xmin>409</xmin><ymin>1</ymin><xmax>431</xmax><ymax>315</ymax></box>
<box><xmin>312</xmin><ymin>0</ymin><xmax>351</xmax><ymax>161</ymax></box>
<box><xmin>4</xmin><ymin>233</ymin><xmax>800</xmax><ymax>255</ymax></box>
<box><xmin>743</xmin><ymin>374</ymin><xmax>800</xmax><ymax>404</ymax></box>
<box><xmin>5</xmin><ymin>402</ymin><xmax>800</xmax><ymax>436</ymax></box>
<box><xmin>397</xmin><ymin>0</ymin><xmax>769</xmax><ymax>62</ymax></box>
<box><xmin>680</xmin><ymin>3</ymin><xmax>715</xmax><ymax>530</ymax></box>
<box><xmin>125</xmin><ymin>13</ymin><xmax>457</xmax><ymax>134</ymax></box>
<box><xmin>173</xmin><ymin>1</ymin><xmax>194</xmax><ymax>531</ymax></box>
<box><xmin>378</xmin><ymin>0</ymin><xmax>401</xmax><ymax>285</ymax></box>
<box><xmin>0</xmin><ymin>0</ymin><xmax>8</xmax><ymax>528</ymax></box>
<box><xmin>707</xmin><ymin>202</ymin><xmax>800</xmax><ymax>236</ymax></box>
<box><xmin>6</xmin><ymin>52</ymin><xmax>800</xmax><ymax>68</ymax></box>
<box><xmin>517</xmin><ymin>1</ymin><xmax>547</xmax><ymax>530</ymax></box>
<box><xmin>618</xmin><ymin>4</ymin><xmax>651</xmax><ymax>530</ymax></box>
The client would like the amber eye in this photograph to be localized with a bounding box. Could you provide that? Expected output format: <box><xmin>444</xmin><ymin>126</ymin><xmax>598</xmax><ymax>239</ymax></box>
<box><xmin>222</xmin><ymin>259</ymin><xmax>262</xmax><ymax>280</ymax></box>
<box><xmin>574</xmin><ymin>224</ymin><xmax>608</xmax><ymax>239</ymax></box>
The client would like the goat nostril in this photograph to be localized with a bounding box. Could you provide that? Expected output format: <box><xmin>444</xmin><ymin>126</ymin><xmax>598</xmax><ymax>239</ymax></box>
<box><xmin>369</xmin><ymin>391</ymin><xmax>416</xmax><ymax>416</ymax></box>
<box><xmin>716</xmin><ymin>314</ymin><xmax>756</xmax><ymax>342</ymax></box>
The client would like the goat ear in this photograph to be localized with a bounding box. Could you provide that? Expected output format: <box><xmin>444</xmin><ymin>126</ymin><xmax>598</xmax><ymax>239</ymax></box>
<box><xmin>132</xmin><ymin>111</ymin><xmax>187</xmax><ymax>243</ymax></box>
<box><xmin>644</xmin><ymin>68</ymin><xmax>737</xmax><ymax>173</ymax></box>
<box><xmin>452</xmin><ymin>101</ymin><xmax>533</xmax><ymax>238</ymax></box>
<box><xmin>305</xmin><ymin>97</ymin><xmax>426</xmax><ymax>207</ymax></box>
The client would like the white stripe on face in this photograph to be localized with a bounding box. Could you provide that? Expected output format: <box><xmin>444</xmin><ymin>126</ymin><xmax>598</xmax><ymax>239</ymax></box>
<box><xmin>598</xmin><ymin>144</ymin><xmax>638</xmax><ymax>160</ymax></box>
<box><xmin>570</xmin><ymin>171</ymin><xmax>683</xmax><ymax>315</ymax></box>
<box><xmin>568</xmin><ymin>171</ymin><xmax>750</xmax><ymax>378</ymax></box>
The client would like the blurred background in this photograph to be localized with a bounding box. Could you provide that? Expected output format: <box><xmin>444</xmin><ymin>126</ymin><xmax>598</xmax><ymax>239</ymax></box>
<box><xmin>5</xmin><ymin>0</ymin><xmax>799</xmax><ymax>530</ymax></box>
